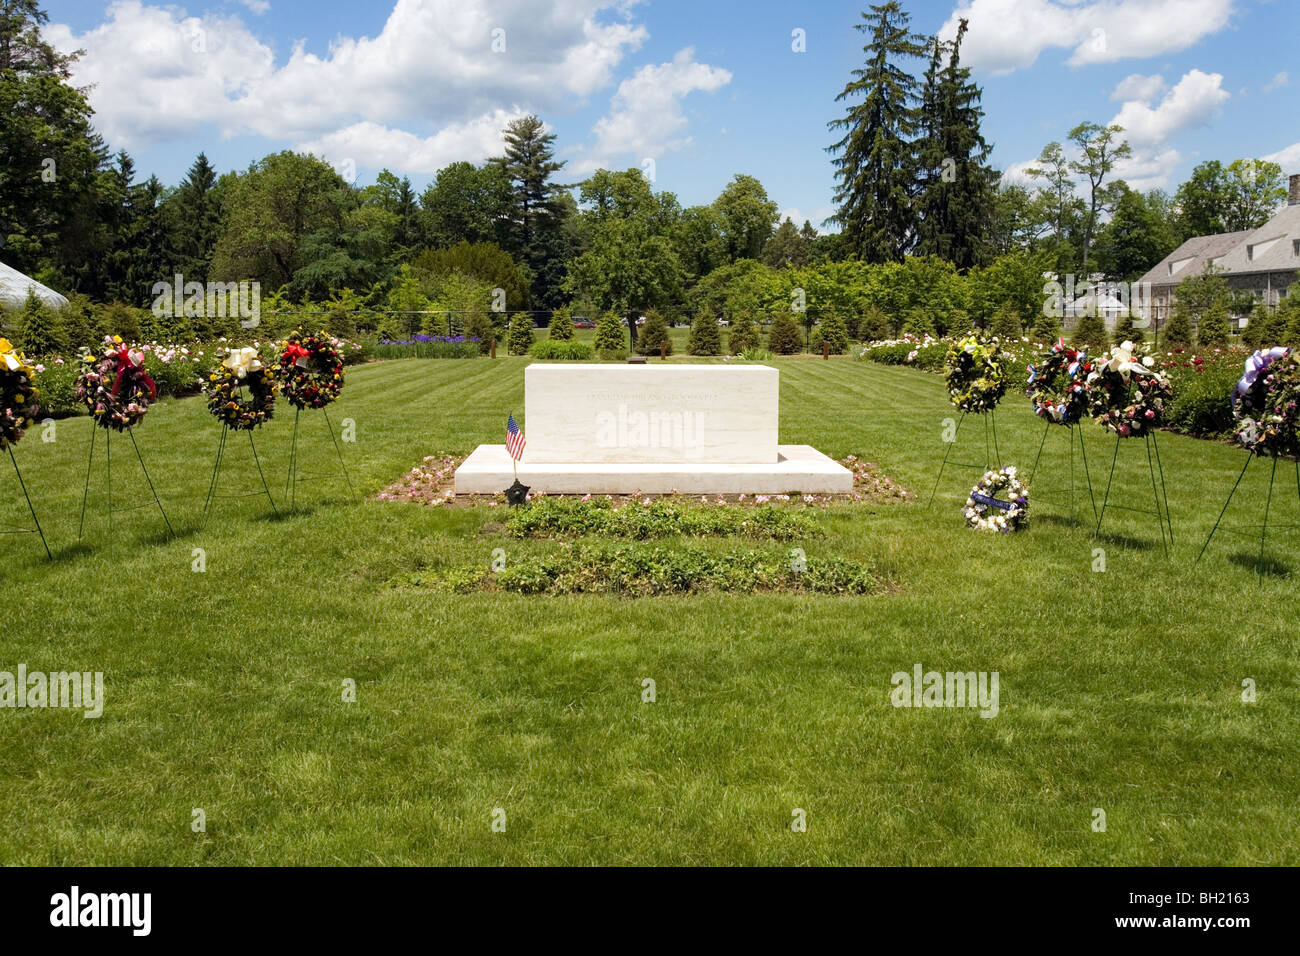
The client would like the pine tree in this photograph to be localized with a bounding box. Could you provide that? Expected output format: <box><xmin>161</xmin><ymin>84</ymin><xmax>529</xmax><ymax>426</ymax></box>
<box><xmin>767</xmin><ymin>312</ymin><xmax>803</xmax><ymax>354</ymax></box>
<box><xmin>1197</xmin><ymin>302</ymin><xmax>1230</xmax><ymax>347</ymax></box>
<box><xmin>507</xmin><ymin>312</ymin><xmax>534</xmax><ymax>355</ymax></box>
<box><xmin>812</xmin><ymin>314</ymin><xmax>850</xmax><ymax>354</ymax></box>
<box><xmin>169</xmin><ymin>152</ymin><xmax>222</xmax><ymax>282</ymax></box>
<box><xmin>1072</xmin><ymin>311</ymin><xmax>1109</xmax><ymax>348</ymax></box>
<box><xmin>547</xmin><ymin>306</ymin><xmax>575</xmax><ymax>340</ymax></box>
<box><xmin>901</xmin><ymin>307</ymin><xmax>934</xmax><ymax>337</ymax></box>
<box><xmin>635</xmin><ymin>309</ymin><xmax>672</xmax><ymax>355</ymax></box>
<box><xmin>593</xmin><ymin>311</ymin><xmax>625</xmax><ymax>353</ymax></box>
<box><xmin>727</xmin><ymin>311</ymin><xmax>761</xmax><ymax>354</ymax></box>
<box><xmin>14</xmin><ymin>288</ymin><xmax>64</xmax><ymax>356</ymax></box>
<box><xmin>494</xmin><ymin>115</ymin><xmax>569</xmax><ymax>307</ymax></box>
<box><xmin>988</xmin><ymin>304</ymin><xmax>1022</xmax><ymax>342</ymax></box>
<box><xmin>913</xmin><ymin>20</ymin><xmax>998</xmax><ymax>269</ymax></box>
<box><xmin>687</xmin><ymin>310</ymin><xmax>722</xmax><ymax>355</ymax></box>
<box><xmin>827</xmin><ymin>2</ymin><xmax>927</xmax><ymax>263</ymax></box>
<box><xmin>858</xmin><ymin>305</ymin><xmax>893</xmax><ymax>341</ymax></box>
<box><xmin>1161</xmin><ymin>303</ymin><xmax>1193</xmax><ymax>348</ymax></box>
<box><xmin>97</xmin><ymin>302</ymin><xmax>141</xmax><ymax>344</ymax></box>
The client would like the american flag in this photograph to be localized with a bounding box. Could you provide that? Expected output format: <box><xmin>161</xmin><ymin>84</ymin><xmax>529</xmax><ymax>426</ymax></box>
<box><xmin>506</xmin><ymin>413</ymin><xmax>526</xmax><ymax>460</ymax></box>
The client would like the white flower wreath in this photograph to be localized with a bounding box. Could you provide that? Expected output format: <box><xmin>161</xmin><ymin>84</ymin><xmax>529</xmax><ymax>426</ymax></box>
<box><xmin>964</xmin><ymin>466</ymin><xmax>1029</xmax><ymax>533</ymax></box>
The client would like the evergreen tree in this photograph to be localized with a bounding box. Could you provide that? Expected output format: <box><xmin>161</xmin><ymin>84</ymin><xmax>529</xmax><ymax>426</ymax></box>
<box><xmin>1162</xmin><ymin>302</ymin><xmax>1193</xmax><ymax>348</ymax></box>
<box><xmin>687</xmin><ymin>310</ymin><xmax>722</xmax><ymax>355</ymax></box>
<box><xmin>727</xmin><ymin>311</ymin><xmax>761</xmax><ymax>354</ymax></box>
<box><xmin>901</xmin><ymin>307</ymin><xmax>935</xmax><ymax>337</ymax></box>
<box><xmin>14</xmin><ymin>288</ymin><xmax>63</xmax><ymax>355</ymax></box>
<box><xmin>635</xmin><ymin>309</ymin><xmax>671</xmax><ymax>355</ymax></box>
<box><xmin>767</xmin><ymin>312</ymin><xmax>803</xmax><ymax>354</ymax></box>
<box><xmin>547</xmin><ymin>306</ymin><xmax>575</xmax><ymax>340</ymax></box>
<box><xmin>1029</xmin><ymin>307</ymin><xmax>1061</xmax><ymax>341</ymax></box>
<box><xmin>593</xmin><ymin>311</ymin><xmax>625</xmax><ymax>352</ymax></box>
<box><xmin>812</xmin><ymin>314</ymin><xmax>850</xmax><ymax>354</ymax></box>
<box><xmin>827</xmin><ymin>2</ymin><xmax>927</xmax><ymax>263</ymax></box>
<box><xmin>858</xmin><ymin>305</ymin><xmax>893</xmax><ymax>341</ymax></box>
<box><xmin>988</xmin><ymin>304</ymin><xmax>1022</xmax><ymax>341</ymax></box>
<box><xmin>168</xmin><ymin>152</ymin><xmax>222</xmax><ymax>282</ymax></box>
<box><xmin>464</xmin><ymin>311</ymin><xmax>496</xmax><ymax>354</ymax></box>
<box><xmin>494</xmin><ymin>115</ymin><xmax>570</xmax><ymax>307</ymax></box>
<box><xmin>96</xmin><ymin>301</ymin><xmax>141</xmax><ymax>344</ymax></box>
<box><xmin>913</xmin><ymin>20</ymin><xmax>998</xmax><ymax>269</ymax></box>
<box><xmin>1072</xmin><ymin>311</ymin><xmax>1109</xmax><ymax>348</ymax></box>
<box><xmin>388</xmin><ymin>265</ymin><xmax>431</xmax><ymax>339</ymax></box>
<box><xmin>1197</xmin><ymin>301</ymin><xmax>1230</xmax><ymax>347</ymax></box>
<box><xmin>507</xmin><ymin>312</ymin><xmax>534</xmax><ymax>355</ymax></box>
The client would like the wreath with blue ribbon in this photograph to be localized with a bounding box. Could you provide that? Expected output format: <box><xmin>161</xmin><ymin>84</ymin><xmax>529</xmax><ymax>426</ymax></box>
<box><xmin>964</xmin><ymin>466</ymin><xmax>1029</xmax><ymax>533</ymax></box>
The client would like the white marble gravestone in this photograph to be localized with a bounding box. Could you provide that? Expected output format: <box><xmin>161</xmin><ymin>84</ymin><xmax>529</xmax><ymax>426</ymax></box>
<box><xmin>454</xmin><ymin>363</ymin><xmax>852</xmax><ymax>495</ymax></box>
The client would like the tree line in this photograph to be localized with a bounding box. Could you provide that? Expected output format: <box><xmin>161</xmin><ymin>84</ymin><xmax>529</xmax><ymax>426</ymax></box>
<box><xmin>1</xmin><ymin>0</ymin><xmax>1293</xmax><ymax>357</ymax></box>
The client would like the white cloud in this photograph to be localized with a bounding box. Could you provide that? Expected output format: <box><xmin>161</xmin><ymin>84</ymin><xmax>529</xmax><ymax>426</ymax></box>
<box><xmin>1110</xmin><ymin>73</ymin><xmax>1165</xmax><ymax>103</ymax></box>
<box><xmin>1109</xmin><ymin>69</ymin><xmax>1228</xmax><ymax>146</ymax></box>
<box><xmin>572</xmin><ymin>48</ymin><xmax>731</xmax><ymax>174</ymax></box>
<box><xmin>298</xmin><ymin>111</ymin><xmax>525</xmax><ymax>174</ymax></box>
<box><xmin>940</xmin><ymin>0</ymin><xmax>1236</xmax><ymax>75</ymax></box>
<box><xmin>48</xmin><ymin>0</ymin><xmax>650</xmax><ymax>166</ymax></box>
<box><xmin>237</xmin><ymin>0</ymin><xmax>270</xmax><ymax>14</ymax></box>
<box><xmin>778</xmin><ymin>206</ymin><xmax>836</xmax><ymax>229</ymax></box>
<box><xmin>1264</xmin><ymin>70</ymin><xmax>1288</xmax><ymax>92</ymax></box>
<box><xmin>1263</xmin><ymin>142</ymin><xmax>1300</xmax><ymax>171</ymax></box>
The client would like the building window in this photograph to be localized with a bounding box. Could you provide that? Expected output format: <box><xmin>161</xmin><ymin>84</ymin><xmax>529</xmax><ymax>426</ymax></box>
<box><xmin>1294</xmin><ymin>239</ymin><xmax>1299</xmax><ymax>257</ymax></box>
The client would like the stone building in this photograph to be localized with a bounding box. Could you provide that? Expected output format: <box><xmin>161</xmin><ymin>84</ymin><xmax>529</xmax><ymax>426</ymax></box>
<box><xmin>1136</xmin><ymin>174</ymin><xmax>1300</xmax><ymax>327</ymax></box>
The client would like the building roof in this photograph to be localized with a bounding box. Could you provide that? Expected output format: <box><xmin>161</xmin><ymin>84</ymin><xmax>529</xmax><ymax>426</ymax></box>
<box><xmin>0</xmin><ymin>259</ymin><xmax>68</xmax><ymax>311</ymax></box>
<box><xmin>1210</xmin><ymin>202</ymin><xmax>1300</xmax><ymax>277</ymax></box>
<box><xmin>1136</xmin><ymin>229</ymin><xmax>1253</xmax><ymax>289</ymax></box>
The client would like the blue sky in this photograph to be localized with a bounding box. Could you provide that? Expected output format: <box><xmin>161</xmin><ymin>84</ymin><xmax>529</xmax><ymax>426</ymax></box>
<box><xmin>43</xmin><ymin>0</ymin><xmax>1300</xmax><ymax>228</ymax></box>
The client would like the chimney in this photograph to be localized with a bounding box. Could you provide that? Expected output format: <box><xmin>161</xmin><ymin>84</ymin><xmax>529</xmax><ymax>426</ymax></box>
<box><xmin>1290</xmin><ymin>174</ymin><xmax>1300</xmax><ymax>206</ymax></box>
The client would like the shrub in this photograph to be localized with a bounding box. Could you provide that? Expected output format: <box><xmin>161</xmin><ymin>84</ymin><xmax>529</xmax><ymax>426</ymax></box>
<box><xmin>97</xmin><ymin>302</ymin><xmax>142</xmax><ymax>345</ymax></box>
<box><xmin>593</xmin><ymin>311</ymin><xmax>627</xmax><ymax>352</ymax></box>
<box><xmin>14</xmin><ymin>289</ymin><xmax>64</xmax><ymax>356</ymax></box>
<box><xmin>464</xmin><ymin>312</ymin><xmax>496</xmax><ymax>354</ymax></box>
<box><xmin>1197</xmin><ymin>302</ymin><xmax>1231</xmax><ymax>347</ymax></box>
<box><xmin>548</xmin><ymin>306</ymin><xmax>575</xmax><ymax>340</ymax></box>
<box><xmin>858</xmin><ymin>305</ymin><xmax>892</xmax><ymax>342</ymax></box>
<box><xmin>1162</xmin><ymin>302</ymin><xmax>1193</xmax><ymax>348</ymax></box>
<box><xmin>507</xmin><ymin>312</ymin><xmax>534</xmax><ymax>355</ymax></box>
<box><xmin>767</xmin><ymin>312</ymin><xmax>803</xmax><ymax>354</ymax></box>
<box><xmin>530</xmin><ymin>339</ymin><xmax>593</xmax><ymax>360</ymax></box>
<box><xmin>1029</xmin><ymin>307</ymin><xmax>1060</xmax><ymax>339</ymax></box>
<box><xmin>372</xmin><ymin>336</ymin><xmax>480</xmax><ymax>359</ymax></box>
<box><xmin>900</xmin><ymin>307</ymin><xmax>934</xmax><ymax>337</ymax></box>
<box><xmin>741</xmin><ymin>347</ymin><xmax>774</xmax><ymax>361</ymax></box>
<box><xmin>1164</xmin><ymin>359</ymin><xmax>1237</xmax><ymax>439</ymax></box>
<box><xmin>506</xmin><ymin>498</ymin><xmax>819</xmax><ymax>540</ymax></box>
<box><xmin>988</xmin><ymin>304</ymin><xmax>1022</xmax><ymax>342</ymax></box>
<box><xmin>32</xmin><ymin>360</ymin><xmax>81</xmax><ymax>417</ymax></box>
<box><xmin>812</xmin><ymin>314</ymin><xmax>849</xmax><ymax>353</ymax></box>
<box><xmin>726</xmin><ymin>311</ymin><xmax>761</xmax><ymax>354</ymax></box>
<box><xmin>1072</xmin><ymin>311</ymin><xmax>1109</xmax><ymax>348</ymax></box>
<box><xmin>687</xmin><ymin>309</ymin><xmax>722</xmax><ymax>355</ymax></box>
<box><xmin>635</xmin><ymin>309</ymin><xmax>672</xmax><ymax>355</ymax></box>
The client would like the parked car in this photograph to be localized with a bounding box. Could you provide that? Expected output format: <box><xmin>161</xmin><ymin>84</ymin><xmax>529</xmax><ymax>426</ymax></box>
<box><xmin>573</xmin><ymin>317</ymin><xmax>596</xmax><ymax>328</ymax></box>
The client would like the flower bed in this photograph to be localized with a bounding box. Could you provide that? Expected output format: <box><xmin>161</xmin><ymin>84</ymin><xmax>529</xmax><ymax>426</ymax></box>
<box><xmin>373</xmin><ymin>335</ymin><xmax>481</xmax><ymax>359</ymax></box>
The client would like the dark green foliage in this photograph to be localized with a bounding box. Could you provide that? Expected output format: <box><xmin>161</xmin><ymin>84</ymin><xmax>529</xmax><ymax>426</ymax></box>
<box><xmin>988</xmin><ymin>304</ymin><xmax>1022</xmax><ymax>342</ymax></box>
<box><xmin>635</xmin><ymin>309</ymin><xmax>671</xmax><ymax>355</ymax></box>
<box><xmin>726</xmin><ymin>311</ymin><xmax>761</xmax><ymax>354</ymax></box>
<box><xmin>506</xmin><ymin>498</ymin><xmax>820</xmax><ymax>540</ymax></box>
<box><xmin>812</xmin><ymin>314</ymin><xmax>850</xmax><ymax>353</ymax></box>
<box><xmin>687</xmin><ymin>310</ymin><xmax>722</xmax><ymax>355</ymax></box>
<box><xmin>1162</xmin><ymin>303</ymin><xmax>1193</xmax><ymax>348</ymax></box>
<box><xmin>767</xmin><ymin>312</ymin><xmax>803</xmax><ymax>353</ymax></box>
<box><xmin>858</xmin><ymin>305</ymin><xmax>893</xmax><ymax>342</ymax></box>
<box><xmin>593</xmin><ymin>311</ymin><xmax>626</xmax><ymax>352</ymax></box>
<box><xmin>464</xmin><ymin>311</ymin><xmax>496</xmax><ymax>354</ymax></box>
<box><xmin>440</xmin><ymin>542</ymin><xmax>876</xmax><ymax>596</ymax></box>
<box><xmin>828</xmin><ymin>2</ymin><xmax>928</xmax><ymax>263</ymax></box>
<box><xmin>507</xmin><ymin>311</ymin><xmax>534</xmax><ymax>355</ymax></box>
<box><xmin>547</xmin><ymin>306</ymin><xmax>575</xmax><ymax>340</ymax></box>
<box><xmin>14</xmin><ymin>288</ymin><xmax>63</xmax><ymax>355</ymax></box>
<box><xmin>1072</xmin><ymin>312</ymin><xmax>1109</xmax><ymax>348</ymax></box>
<box><xmin>1197</xmin><ymin>302</ymin><xmax>1231</xmax><ymax>347</ymax></box>
<box><xmin>529</xmin><ymin>339</ymin><xmax>592</xmax><ymax>360</ymax></box>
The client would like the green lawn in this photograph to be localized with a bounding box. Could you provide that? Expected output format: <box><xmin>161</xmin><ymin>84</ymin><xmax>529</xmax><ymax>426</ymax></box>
<box><xmin>2</xmin><ymin>355</ymin><xmax>1297</xmax><ymax>865</ymax></box>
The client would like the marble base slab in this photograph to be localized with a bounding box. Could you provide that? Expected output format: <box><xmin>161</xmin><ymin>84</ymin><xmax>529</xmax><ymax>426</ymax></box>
<box><xmin>453</xmin><ymin>444</ymin><xmax>853</xmax><ymax>495</ymax></box>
